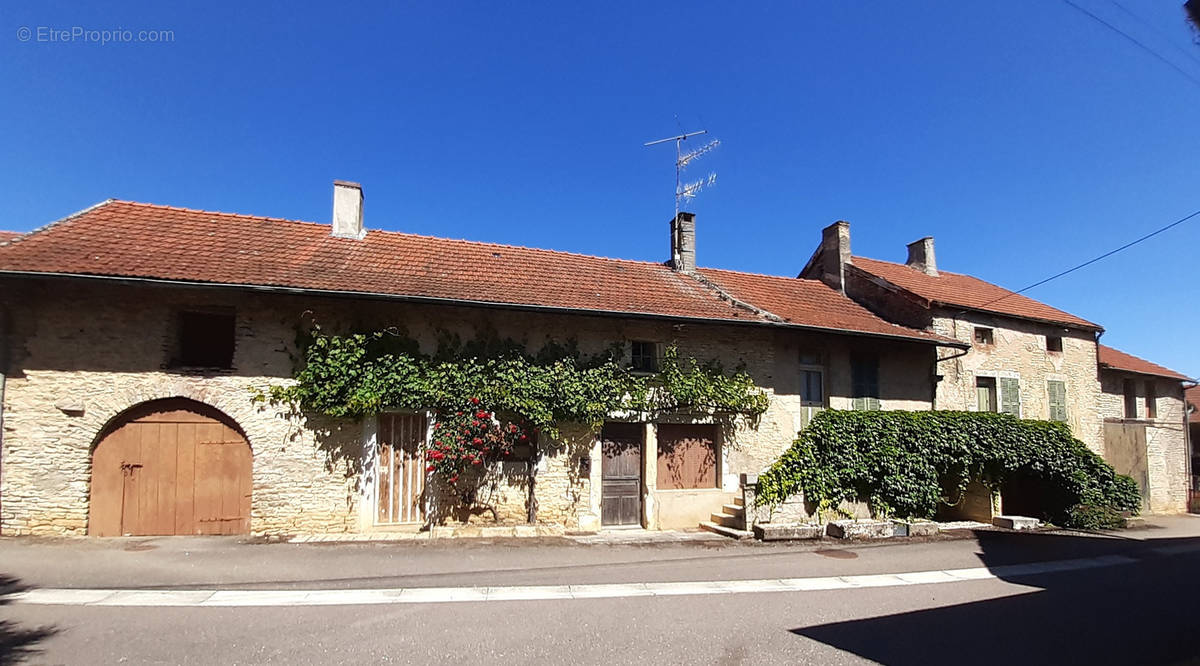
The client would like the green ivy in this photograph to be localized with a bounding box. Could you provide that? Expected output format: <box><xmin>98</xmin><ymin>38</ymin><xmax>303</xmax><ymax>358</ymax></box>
<box><xmin>258</xmin><ymin>326</ymin><xmax>768</xmax><ymax>441</ymax></box>
<box><xmin>755</xmin><ymin>410</ymin><xmax>1141</xmax><ymax>528</ymax></box>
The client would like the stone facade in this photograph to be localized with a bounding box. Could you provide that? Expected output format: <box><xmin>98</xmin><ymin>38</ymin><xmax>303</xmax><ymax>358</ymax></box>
<box><xmin>929</xmin><ymin>310</ymin><xmax>1104</xmax><ymax>454</ymax></box>
<box><xmin>1098</xmin><ymin>370</ymin><xmax>1190</xmax><ymax>514</ymax></box>
<box><xmin>0</xmin><ymin>277</ymin><xmax>937</xmax><ymax>536</ymax></box>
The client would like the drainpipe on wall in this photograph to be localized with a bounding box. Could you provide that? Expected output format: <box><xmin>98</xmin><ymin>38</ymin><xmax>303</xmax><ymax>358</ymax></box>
<box><xmin>0</xmin><ymin>304</ymin><xmax>8</xmax><ymax>529</ymax></box>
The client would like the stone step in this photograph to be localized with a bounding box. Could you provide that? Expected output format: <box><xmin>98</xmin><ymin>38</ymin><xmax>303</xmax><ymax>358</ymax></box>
<box><xmin>699</xmin><ymin>521</ymin><xmax>754</xmax><ymax>541</ymax></box>
<box><xmin>721</xmin><ymin>504</ymin><xmax>745</xmax><ymax>517</ymax></box>
<box><xmin>733</xmin><ymin>496</ymin><xmax>744</xmax><ymax>507</ymax></box>
<box><xmin>709</xmin><ymin>512</ymin><xmax>743</xmax><ymax>528</ymax></box>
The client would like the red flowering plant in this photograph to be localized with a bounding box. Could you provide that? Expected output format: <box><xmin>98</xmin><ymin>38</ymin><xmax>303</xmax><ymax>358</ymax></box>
<box><xmin>425</xmin><ymin>397</ymin><xmax>532</xmax><ymax>485</ymax></box>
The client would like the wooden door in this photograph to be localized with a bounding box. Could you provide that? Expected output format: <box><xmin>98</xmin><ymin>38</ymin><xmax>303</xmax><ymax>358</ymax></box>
<box><xmin>375</xmin><ymin>413</ymin><xmax>427</xmax><ymax>524</ymax></box>
<box><xmin>601</xmin><ymin>423</ymin><xmax>642</xmax><ymax>526</ymax></box>
<box><xmin>90</xmin><ymin>400</ymin><xmax>252</xmax><ymax>537</ymax></box>
<box><xmin>1104</xmin><ymin>421</ymin><xmax>1150</xmax><ymax>511</ymax></box>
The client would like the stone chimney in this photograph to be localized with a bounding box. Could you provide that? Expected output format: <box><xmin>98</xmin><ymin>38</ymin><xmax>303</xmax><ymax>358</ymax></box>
<box><xmin>331</xmin><ymin>180</ymin><xmax>364</xmax><ymax>239</ymax></box>
<box><xmin>818</xmin><ymin>221</ymin><xmax>852</xmax><ymax>293</ymax></box>
<box><xmin>905</xmin><ymin>237</ymin><xmax>937</xmax><ymax>276</ymax></box>
<box><xmin>670</xmin><ymin>212</ymin><xmax>696</xmax><ymax>273</ymax></box>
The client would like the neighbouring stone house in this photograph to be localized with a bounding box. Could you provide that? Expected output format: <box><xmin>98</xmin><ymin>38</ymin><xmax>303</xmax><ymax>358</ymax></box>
<box><xmin>0</xmin><ymin>183</ymin><xmax>961</xmax><ymax>537</ymax></box>
<box><xmin>1096</xmin><ymin>345</ymin><xmax>1193</xmax><ymax>513</ymax></box>
<box><xmin>800</xmin><ymin>221</ymin><xmax>1194</xmax><ymax>517</ymax></box>
<box><xmin>1188</xmin><ymin>385</ymin><xmax>1200</xmax><ymax>511</ymax></box>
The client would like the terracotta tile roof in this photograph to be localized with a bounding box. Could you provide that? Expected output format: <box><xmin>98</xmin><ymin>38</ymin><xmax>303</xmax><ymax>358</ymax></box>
<box><xmin>1186</xmin><ymin>386</ymin><xmax>1199</xmax><ymax>424</ymax></box>
<box><xmin>0</xmin><ymin>231</ymin><xmax>22</xmax><ymax>242</ymax></box>
<box><xmin>0</xmin><ymin>200</ymin><xmax>951</xmax><ymax>344</ymax></box>
<box><xmin>698</xmin><ymin>268</ymin><xmax>954</xmax><ymax>344</ymax></box>
<box><xmin>1098</xmin><ymin>344</ymin><xmax>1191</xmax><ymax>381</ymax></box>
<box><xmin>850</xmin><ymin>256</ymin><xmax>1101</xmax><ymax>330</ymax></box>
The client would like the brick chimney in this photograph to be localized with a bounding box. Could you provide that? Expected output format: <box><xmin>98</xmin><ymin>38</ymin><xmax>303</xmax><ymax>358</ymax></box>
<box><xmin>905</xmin><ymin>237</ymin><xmax>937</xmax><ymax>276</ymax></box>
<box><xmin>670</xmin><ymin>212</ymin><xmax>696</xmax><ymax>273</ymax></box>
<box><xmin>331</xmin><ymin>180</ymin><xmax>364</xmax><ymax>239</ymax></box>
<box><xmin>817</xmin><ymin>221</ymin><xmax>852</xmax><ymax>293</ymax></box>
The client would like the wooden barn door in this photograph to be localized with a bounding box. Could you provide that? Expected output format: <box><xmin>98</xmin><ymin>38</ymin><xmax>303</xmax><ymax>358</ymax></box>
<box><xmin>601</xmin><ymin>423</ymin><xmax>643</xmax><ymax>527</ymax></box>
<box><xmin>375</xmin><ymin>413</ymin><xmax>427</xmax><ymax>525</ymax></box>
<box><xmin>90</xmin><ymin>400</ymin><xmax>252</xmax><ymax>537</ymax></box>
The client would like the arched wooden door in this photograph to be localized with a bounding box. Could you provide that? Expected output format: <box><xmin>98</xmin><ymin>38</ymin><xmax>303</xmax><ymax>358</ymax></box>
<box><xmin>89</xmin><ymin>399</ymin><xmax>252</xmax><ymax>537</ymax></box>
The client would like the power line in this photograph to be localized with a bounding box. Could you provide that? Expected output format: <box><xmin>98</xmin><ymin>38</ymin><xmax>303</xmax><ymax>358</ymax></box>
<box><xmin>975</xmin><ymin>206</ymin><xmax>1200</xmax><ymax>310</ymax></box>
<box><xmin>1060</xmin><ymin>0</ymin><xmax>1200</xmax><ymax>91</ymax></box>
<box><xmin>1109</xmin><ymin>0</ymin><xmax>1200</xmax><ymax>68</ymax></box>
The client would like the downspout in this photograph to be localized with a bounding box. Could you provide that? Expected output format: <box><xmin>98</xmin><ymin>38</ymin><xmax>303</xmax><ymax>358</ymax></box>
<box><xmin>0</xmin><ymin>304</ymin><xmax>8</xmax><ymax>529</ymax></box>
<box><xmin>1186</xmin><ymin>381</ymin><xmax>1198</xmax><ymax>513</ymax></box>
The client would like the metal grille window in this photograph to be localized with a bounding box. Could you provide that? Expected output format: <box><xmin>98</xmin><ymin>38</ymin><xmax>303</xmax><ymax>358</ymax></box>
<box><xmin>1047</xmin><ymin>380</ymin><xmax>1068</xmax><ymax>422</ymax></box>
<box><xmin>631</xmin><ymin>341</ymin><xmax>659</xmax><ymax>373</ymax></box>
<box><xmin>850</xmin><ymin>355</ymin><xmax>880</xmax><ymax>411</ymax></box>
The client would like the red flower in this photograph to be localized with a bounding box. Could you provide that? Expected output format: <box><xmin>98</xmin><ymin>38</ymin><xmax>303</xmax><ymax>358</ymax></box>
<box><xmin>426</xmin><ymin>465</ymin><xmax>435</xmax><ymax>472</ymax></box>
<box><xmin>519</xmin><ymin>434</ymin><xmax>528</xmax><ymax>441</ymax></box>
<box><xmin>476</xmin><ymin>410</ymin><xmax>488</xmax><ymax>419</ymax></box>
<box><xmin>456</xmin><ymin>411</ymin><xmax>463</xmax><ymax>416</ymax></box>
<box><xmin>472</xmin><ymin>459</ymin><xmax>482</xmax><ymax>465</ymax></box>
<box><xmin>508</xmin><ymin>424</ymin><xmax>518</xmax><ymax>433</ymax></box>
<box><xmin>472</xmin><ymin>420</ymin><xmax>481</xmax><ymax>427</ymax></box>
<box><xmin>470</xmin><ymin>397</ymin><xmax>480</xmax><ymax>405</ymax></box>
<box><xmin>472</xmin><ymin>437</ymin><xmax>483</xmax><ymax>446</ymax></box>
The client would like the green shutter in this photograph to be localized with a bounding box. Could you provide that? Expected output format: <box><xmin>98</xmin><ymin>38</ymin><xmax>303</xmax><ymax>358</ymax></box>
<box><xmin>1048</xmin><ymin>380</ymin><xmax>1067</xmax><ymax>422</ymax></box>
<box><xmin>1000</xmin><ymin>377</ymin><xmax>1021</xmax><ymax>416</ymax></box>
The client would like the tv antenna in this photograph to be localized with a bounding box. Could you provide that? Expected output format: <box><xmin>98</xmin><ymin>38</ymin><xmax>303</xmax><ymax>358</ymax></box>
<box><xmin>644</xmin><ymin>129</ymin><xmax>720</xmax><ymax>219</ymax></box>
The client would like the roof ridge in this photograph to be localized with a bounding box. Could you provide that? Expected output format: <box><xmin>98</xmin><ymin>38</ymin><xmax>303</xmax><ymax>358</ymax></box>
<box><xmin>102</xmin><ymin>199</ymin><xmax>686</xmax><ymax>270</ymax></box>
<box><xmin>700</xmin><ymin>265</ymin><xmax>829</xmax><ymax>283</ymax></box>
<box><xmin>851</xmin><ymin>255</ymin><xmax>976</xmax><ymax>280</ymax></box>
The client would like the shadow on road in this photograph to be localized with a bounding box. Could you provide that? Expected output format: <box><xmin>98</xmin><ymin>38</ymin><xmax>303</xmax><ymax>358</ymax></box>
<box><xmin>792</xmin><ymin>530</ymin><xmax>1200</xmax><ymax>665</ymax></box>
<box><xmin>0</xmin><ymin>575</ymin><xmax>56</xmax><ymax>665</ymax></box>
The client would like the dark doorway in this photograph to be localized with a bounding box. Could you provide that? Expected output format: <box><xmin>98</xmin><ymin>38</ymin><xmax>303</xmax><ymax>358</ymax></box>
<box><xmin>601</xmin><ymin>422</ymin><xmax>643</xmax><ymax>527</ymax></box>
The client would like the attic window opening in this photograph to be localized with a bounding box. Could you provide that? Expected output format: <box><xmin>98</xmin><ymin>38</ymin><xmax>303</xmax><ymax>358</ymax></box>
<box><xmin>1046</xmin><ymin>335</ymin><xmax>1063</xmax><ymax>353</ymax></box>
<box><xmin>974</xmin><ymin>327</ymin><xmax>994</xmax><ymax>346</ymax></box>
<box><xmin>173</xmin><ymin>310</ymin><xmax>235</xmax><ymax>369</ymax></box>
<box><xmin>631</xmin><ymin>341</ymin><xmax>659</xmax><ymax>373</ymax></box>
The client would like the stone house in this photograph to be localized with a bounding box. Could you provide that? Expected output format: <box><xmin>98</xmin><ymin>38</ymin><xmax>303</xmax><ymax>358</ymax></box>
<box><xmin>0</xmin><ymin>183</ymin><xmax>961</xmax><ymax>537</ymax></box>
<box><xmin>800</xmin><ymin>221</ymin><xmax>1194</xmax><ymax>516</ymax></box>
<box><xmin>1096</xmin><ymin>345</ymin><xmax>1193</xmax><ymax>513</ymax></box>
<box><xmin>1188</xmin><ymin>385</ymin><xmax>1200</xmax><ymax>511</ymax></box>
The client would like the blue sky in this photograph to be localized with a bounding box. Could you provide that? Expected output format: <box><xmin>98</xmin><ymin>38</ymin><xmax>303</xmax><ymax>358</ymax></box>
<box><xmin>3</xmin><ymin>1</ymin><xmax>1198</xmax><ymax>376</ymax></box>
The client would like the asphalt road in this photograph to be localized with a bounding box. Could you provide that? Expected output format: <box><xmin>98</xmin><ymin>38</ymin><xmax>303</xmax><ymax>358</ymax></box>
<box><xmin>4</xmin><ymin>517</ymin><xmax>1200</xmax><ymax>665</ymax></box>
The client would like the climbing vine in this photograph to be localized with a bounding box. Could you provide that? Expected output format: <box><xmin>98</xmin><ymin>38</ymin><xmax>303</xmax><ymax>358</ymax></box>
<box><xmin>258</xmin><ymin>324</ymin><xmax>768</xmax><ymax>484</ymax></box>
<box><xmin>756</xmin><ymin>410</ymin><xmax>1141</xmax><ymax>529</ymax></box>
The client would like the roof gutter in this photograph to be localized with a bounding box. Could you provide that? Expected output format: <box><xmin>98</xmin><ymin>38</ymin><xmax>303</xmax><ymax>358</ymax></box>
<box><xmin>0</xmin><ymin>270</ymin><xmax>967</xmax><ymax>348</ymax></box>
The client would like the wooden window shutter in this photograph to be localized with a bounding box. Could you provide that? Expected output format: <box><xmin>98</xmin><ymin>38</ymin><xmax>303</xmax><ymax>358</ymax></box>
<box><xmin>1000</xmin><ymin>377</ymin><xmax>1021</xmax><ymax>416</ymax></box>
<box><xmin>1047</xmin><ymin>380</ymin><xmax>1067</xmax><ymax>422</ymax></box>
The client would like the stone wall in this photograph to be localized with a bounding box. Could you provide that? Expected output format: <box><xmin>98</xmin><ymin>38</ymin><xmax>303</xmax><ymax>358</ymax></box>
<box><xmin>1099</xmin><ymin>370</ymin><xmax>1189</xmax><ymax>514</ymax></box>
<box><xmin>0</xmin><ymin>277</ymin><xmax>937</xmax><ymax>536</ymax></box>
<box><xmin>930</xmin><ymin>311</ymin><xmax>1104</xmax><ymax>454</ymax></box>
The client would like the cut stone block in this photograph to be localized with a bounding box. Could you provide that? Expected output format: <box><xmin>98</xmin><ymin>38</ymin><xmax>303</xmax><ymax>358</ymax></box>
<box><xmin>753</xmin><ymin>523</ymin><xmax>823</xmax><ymax>541</ymax></box>
<box><xmin>891</xmin><ymin>520</ymin><xmax>940</xmax><ymax>537</ymax></box>
<box><xmin>826</xmin><ymin>520</ymin><xmax>893</xmax><ymax>540</ymax></box>
<box><xmin>992</xmin><ymin>515</ymin><xmax>1040</xmax><ymax>530</ymax></box>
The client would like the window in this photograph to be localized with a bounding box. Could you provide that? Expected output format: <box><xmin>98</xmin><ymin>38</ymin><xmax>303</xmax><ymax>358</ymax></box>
<box><xmin>976</xmin><ymin>377</ymin><xmax>997</xmax><ymax>412</ymax></box>
<box><xmin>1123</xmin><ymin>379</ymin><xmax>1138</xmax><ymax>418</ymax></box>
<box><xmin>1145</xmin><ymin>381</ymin><xmax>1157</xmax><ymax>419</ymax></box>
<box><xmin>1047</xmin><ymin>380</ymin><xmax>1068</xmax><ymax>422</ymax></box>
<box><xmin>850</xmin><ymin>355</ymin><xmax>880</xmax><ymax>411</ymax></box>
<box><xmin>1046</xmin><ymin>335</ymin><xmax>1063</xmax><ymax>353</ymax></box>
<box><xmin>173</xmin><ymin>310</ymin><xmax>235</xmax><ymax>368</ymax></box>
<box><xmin>656</xmin><ymin>424</ymin><xmax>718</xmax><ymax>489</ymax></box>
<box><xmin>1000</xmin><ymin>377</ymin><xmax>1021</xmax><ymax>416</ymax></box>
<box><xmin>974</xmin><ymin>327</ymin><xmax>994</xmax><ymax>346</ymax></box>
<box><xmin>630</xmin><ymin>341</ymin><xmax>659</xmax><ymax>373</ymax></box>
<box><xmin>798</xmin><ymin>353</ymin><xmax>824</xmax><ymax>406</ymax></box>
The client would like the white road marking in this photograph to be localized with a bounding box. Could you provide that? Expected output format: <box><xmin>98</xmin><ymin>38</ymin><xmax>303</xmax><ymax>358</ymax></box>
<box><xmin>8</xmin><ymin>554</ymin><xmax>1141</xmax><ymax>608</ymax></box>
